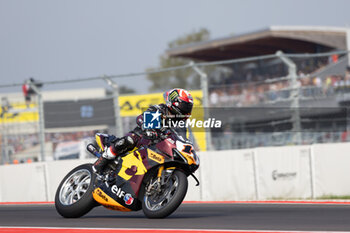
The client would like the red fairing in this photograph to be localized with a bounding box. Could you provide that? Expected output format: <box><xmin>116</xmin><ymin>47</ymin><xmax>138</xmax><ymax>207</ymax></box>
<box><xmin>156</xmin><ymin>139</ymin><xmax>176</xmax><ymax>158</ymax></box>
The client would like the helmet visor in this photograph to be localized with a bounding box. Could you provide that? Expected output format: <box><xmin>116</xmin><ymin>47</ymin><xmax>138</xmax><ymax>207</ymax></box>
<box><xmin>177</xmin><ymin>100</ymin><xmax>193</xmax><ymax>116</ymax></box>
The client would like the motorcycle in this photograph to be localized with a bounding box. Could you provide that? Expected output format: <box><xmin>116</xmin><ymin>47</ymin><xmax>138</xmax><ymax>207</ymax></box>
<box><xmin>55</xmin><ymin>128</ymin><xmax>200</xmax><ymax>218</ymax></box>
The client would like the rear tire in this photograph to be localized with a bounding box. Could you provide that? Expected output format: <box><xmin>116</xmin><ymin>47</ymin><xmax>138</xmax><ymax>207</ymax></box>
<box><xmin>55</xmin><ymin>163</ymin><xmax>97</xmax><ymax>218</ymax></box>
<box><xmin>142</xmin><ymin>170</ymin><xmax>188</xmax><ymax>218</ymax></box>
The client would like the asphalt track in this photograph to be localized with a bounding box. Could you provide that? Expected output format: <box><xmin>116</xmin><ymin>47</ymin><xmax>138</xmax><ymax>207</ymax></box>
<box><xmin>1</xmin><ymin>203</ymin><xmax>350</xmax><ymax>232</ymax></box>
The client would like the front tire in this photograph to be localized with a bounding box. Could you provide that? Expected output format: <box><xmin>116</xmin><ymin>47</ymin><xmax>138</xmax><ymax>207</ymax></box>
<box><xmin>142</xmin><ymin>170</ymin><xmax>188</xmax><ymax>218</ymax></box>
<box><xmin>55</xmin><ymin>163</ymin><xmax>97</xmax><ymax>218</ymax></box>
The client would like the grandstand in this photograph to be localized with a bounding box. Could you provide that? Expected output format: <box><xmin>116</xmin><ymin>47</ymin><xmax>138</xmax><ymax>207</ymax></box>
<box><xmin>166</xmin><ymin>26</ymin><xmax>349</xmax><ymax>60</ymax></box>
<box><xmin>167</xmin><ymin>26</ymin><xmax>350</xmax><ymax>149</ymax></box>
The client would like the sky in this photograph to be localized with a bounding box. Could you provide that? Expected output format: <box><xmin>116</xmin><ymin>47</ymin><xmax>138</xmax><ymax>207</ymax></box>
<box><xmin>1</xmin><ymin>0</ymin><xmax>350</xmax><ymax>94</ymax></box>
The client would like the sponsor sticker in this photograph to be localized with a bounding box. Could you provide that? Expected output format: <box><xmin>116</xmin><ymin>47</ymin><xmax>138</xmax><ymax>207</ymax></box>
<box><xmin>111</xmin><ymin>185</ymin><xmax>134</xmax><ymax>205</ymax></box>
<box><xmin>272</xmin><ymin>170</ymin><xmax>297</xmax><ymax>181</ymax></box>
<box><xmin>168</xmin><ymin>91</ymin><xmax>179</xmax><ymax>101</ymax></box>
<box><xmin>124</xmin><ymin>193</ymin><xmax>134</xmax><ymax>205</ymax></box>
<box><xmin>149</xmin><ymin>151</ymin><xmax>164</xmax><ymax>164</ymax></box>
<box><xmin>95</xmin><ymin>188</ymin><xmax>108</xmax><ymax>202</ymax></box>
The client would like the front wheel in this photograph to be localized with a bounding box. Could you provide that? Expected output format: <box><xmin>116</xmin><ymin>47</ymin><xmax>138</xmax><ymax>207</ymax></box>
<box><xmin>55</xmin><ymin>163</ymin><xmax>97</xmax><ymax>218</ymax></box>
<box><xmin>142</xmin><ymin>170</ymin><xmax>188</xmax><ymax>218</ymax></box>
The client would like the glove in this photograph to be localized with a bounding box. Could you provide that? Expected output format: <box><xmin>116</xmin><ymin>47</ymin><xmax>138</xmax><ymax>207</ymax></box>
<box><xmin>159</xmin><ymin>128</ymin><xmax>172</xmax><ymax>139</ymax></box>
<box><xmin>144</xmin><ymin>130</ymin><xmax>158</xmax><ymax>140</ymax></box>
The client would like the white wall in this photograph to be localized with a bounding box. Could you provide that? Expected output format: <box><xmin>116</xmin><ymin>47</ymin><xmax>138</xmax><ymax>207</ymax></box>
<box><xmin>2</xmin><ymin>142</ymin><xmax>350</xmax><ymax>202</ymax></box>
<box><xmin>255</xmin><ymin>146</ymin><xmax>312</xmax><ymax>199</ymax></box>
<box><xmin>199</xmin><ymin>149</ymin><xmax>256</xmax><ymax>201</ymax></box>
<box><xmin>0</xmin><ymin>163</ymin><xmax>47</xmax><ymax>202</ymax></box>
<box><xmin>312</xmin><ymin>143</ymin><xmax>350</xmax><ymax>197</ymax></box>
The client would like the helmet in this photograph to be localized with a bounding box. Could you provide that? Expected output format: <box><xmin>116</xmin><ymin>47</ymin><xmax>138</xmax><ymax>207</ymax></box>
<box><xmin>163</xmin><ymin>88</ymin><xmax>193</xmax><ymax>119</ymax></box>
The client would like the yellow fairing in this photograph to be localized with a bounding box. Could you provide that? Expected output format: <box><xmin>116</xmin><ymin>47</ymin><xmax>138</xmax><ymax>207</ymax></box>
<box><xmin>95</xmin><ymin>135</ymin><xmax>105</xmax><ymax>151</ymax></box>
<box><xmin>93</xmin><ymin>188</ymin><xmax>131</xmax><ymax>212</ymax></box>
<box><xmin>118</xmin><ymin>151</ymin><xmax>147</xmax><ymax>180</ymax></box>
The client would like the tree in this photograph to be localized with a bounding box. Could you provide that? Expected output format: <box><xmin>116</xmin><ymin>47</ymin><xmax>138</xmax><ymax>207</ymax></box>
<box><xmin>146</xmin><ymin>28</ymin><xmax>210</xmax><ymax>91</ymax></box>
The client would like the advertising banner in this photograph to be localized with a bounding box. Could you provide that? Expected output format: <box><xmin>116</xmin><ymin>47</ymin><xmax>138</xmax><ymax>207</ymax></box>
<box><xmin>0</xmin><ymin>102</ymin><xmax>38</xmax><ymax>124</ymax></box>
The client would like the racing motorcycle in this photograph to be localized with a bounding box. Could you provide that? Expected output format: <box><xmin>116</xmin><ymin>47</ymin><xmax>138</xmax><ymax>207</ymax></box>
<box><xmin>55</xmin><ymin>128</ymin><xmax>200</xmax><ymax>219</ymax></box>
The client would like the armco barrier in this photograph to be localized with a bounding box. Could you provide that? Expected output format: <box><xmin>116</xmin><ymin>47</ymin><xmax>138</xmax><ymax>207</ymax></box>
<box><xmin>1</xmin><ymin>142</ymin><xmax>350</xmax><ymax>202</ymax></box>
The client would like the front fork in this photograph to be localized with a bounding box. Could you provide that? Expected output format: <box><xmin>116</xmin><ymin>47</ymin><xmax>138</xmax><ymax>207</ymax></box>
<box><xmin>158</xmin><ymin>165</ymin><xmax>200</xmax><ymax>187</ymax></box>
<box><xmin>146</xmin><ymin>165</ymin><xmax>173</xmax><ymax>194</ymax></box>
<box><xmin>158</xmin><ymin>166</ymin><xmax>177</xmax><ymax>191</ymax></box>
<box><xmin>157</xmin><ymin>165</ymin><xmax>164</xmax><ymax>182</ymax></box>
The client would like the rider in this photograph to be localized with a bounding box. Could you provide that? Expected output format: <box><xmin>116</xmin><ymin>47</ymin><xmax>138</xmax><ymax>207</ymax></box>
<box><xmin>93</xmin><ymin>88</ymin><xmax>194</xmax><ymax>173</ymax></box>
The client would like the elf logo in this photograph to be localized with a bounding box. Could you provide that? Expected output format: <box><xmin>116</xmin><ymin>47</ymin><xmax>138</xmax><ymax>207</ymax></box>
<box><xmin>111</xmin><ymin>185</ymin><xmax>125</xmax><ymax>198</ymax></box>
<box><xmin>111</xmin><ymin>185</ymin><xmax>134</xmax><ymax>205</ymax></box>
<box><xmin>124</xmin><ymin>193</ymin><xmax>134</xmax><ymax>205</ymax></box>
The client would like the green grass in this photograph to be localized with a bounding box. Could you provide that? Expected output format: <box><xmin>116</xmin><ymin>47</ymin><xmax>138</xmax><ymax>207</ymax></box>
<box><xmin>316</xmin><ymin>195</ymin><xmax>350</xmax><ymax>200</ymax></box>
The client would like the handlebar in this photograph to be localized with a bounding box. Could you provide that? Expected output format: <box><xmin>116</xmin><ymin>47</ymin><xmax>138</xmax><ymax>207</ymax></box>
<box><xmin>86</xmin><ymin>143</ymin><xmax>102</xmax><ymax>158</ymax></box>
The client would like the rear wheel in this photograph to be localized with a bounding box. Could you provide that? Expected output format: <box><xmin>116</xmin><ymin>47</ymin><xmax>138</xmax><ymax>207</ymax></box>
<box><xmin>55</xmin><ymin>164</ymin><xmax>97</xmax><ymax>218</ymax></box>
<box><xmin>142</xmin><ymin>170</ymin><xmax>188</xmax><ymax>218</ymax></box>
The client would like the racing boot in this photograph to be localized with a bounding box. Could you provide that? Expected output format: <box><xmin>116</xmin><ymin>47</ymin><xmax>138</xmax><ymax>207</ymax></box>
<box><xmin>92</xmin><ymin>135</ymin><xmax>137</xmax><ymax>174</ymax></box>
<box><xmin>92</xmin><ymin>147</ymin><xmax>117</xmax><ymax>174</ymax></box>
<box><xmin>92</xmin><ymin>156</ymin><xmax>109</xmax><ymax>174</ymax></box>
